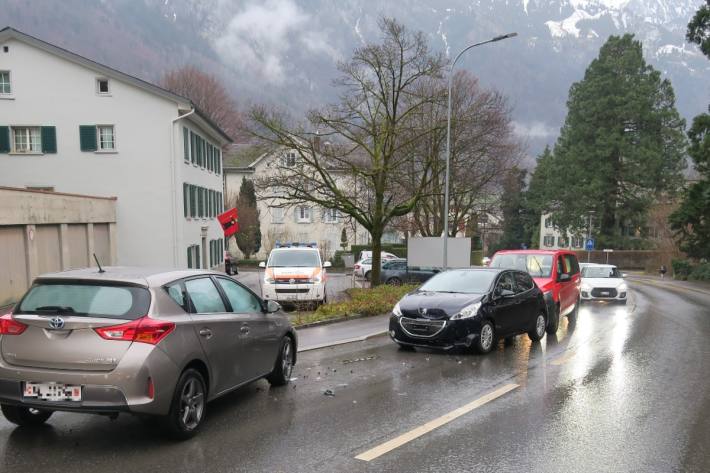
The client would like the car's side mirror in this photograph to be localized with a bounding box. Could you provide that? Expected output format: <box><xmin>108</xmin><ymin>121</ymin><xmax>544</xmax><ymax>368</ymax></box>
<box><xmin>323</xmin><ymin>261</ymin><xmax>332</xmax><ymax>268</ymax></box>
<box><xmin>558</xmin><ymin>273</ymin><xmax>571</xmax><ymax>282</ymax></box>
<box><xmin>265</xmin><ymin>300</ymin><xmax>281</xmax><ymax>313</ymax></box>
<box><xmin>259</xmin><ymin>262</ymin><xmax>266</xmax><ymax>268</ymax></box>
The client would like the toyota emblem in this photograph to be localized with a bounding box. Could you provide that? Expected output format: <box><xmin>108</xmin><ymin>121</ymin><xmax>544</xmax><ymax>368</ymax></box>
<box><xmin>49</xmin><ymin>316</ymin><xmax>65</xmax><ymax>330</ymax></box>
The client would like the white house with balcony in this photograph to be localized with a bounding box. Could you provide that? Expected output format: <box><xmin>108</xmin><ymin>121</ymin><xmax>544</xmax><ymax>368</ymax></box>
<box><xmin>538</xmin><ymin>213</ymin><xmax>586</xmax><ymax>250</ymax></box>
<box><xmin>0</xmin><ymin>27</ymin><xmax>231</xmax><ymax>269</ymax></box>
<box><xmin>223</xmin><ymin>147</ymin><xmax>373</xmax><ymax>260</ymax></box>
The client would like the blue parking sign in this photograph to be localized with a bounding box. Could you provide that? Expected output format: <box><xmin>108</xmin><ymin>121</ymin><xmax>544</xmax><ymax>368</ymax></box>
<box><xmin>585</xmin><ymin>238</ymin><xmax>595</xmax><ymax>251</ymax></box>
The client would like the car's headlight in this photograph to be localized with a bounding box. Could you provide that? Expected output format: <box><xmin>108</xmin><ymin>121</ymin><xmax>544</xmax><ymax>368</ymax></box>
<box><xmin>450</xmin><ymin>301</ymin><xmax>482</xmax><ymax>320</ymax></box>
<box><xmin>309</xmin><ymin>275</ymin><xmax>322</xmax><ymax>283</ymax></box>
<box><xmin>617</xmin><ymin>283</ymin><xmax>627</xmax><ymax>292</ymax></box>
<box><xmin>392</xmin><ymin>302</ymin><xmax>402</xmax><ymax>317</ymax></box>
<box><xmin>264</xmin><ymin>276</ymin><xmax>275</xmax><ymax>284</ymax></box>
<box><xmin>581</xmin><ymin>284</ymin><xmax>591</xmax><ymax>292</ymax></box>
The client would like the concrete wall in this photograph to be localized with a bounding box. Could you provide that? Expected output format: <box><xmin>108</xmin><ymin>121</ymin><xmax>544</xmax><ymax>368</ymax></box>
<box><xmin>0</xmin><ymin>187</ymin><xmax>117</xmax><ymax>308</ymax></box>
<box><xmin>0</xmin><ymin>37</ymin><xmax>226</xmax><ymax>269</ymax></box>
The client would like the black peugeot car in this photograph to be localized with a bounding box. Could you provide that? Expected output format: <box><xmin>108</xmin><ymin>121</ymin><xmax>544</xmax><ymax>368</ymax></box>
<box><xmin>388</xmin><ymin>268</ymin><xmax>548</xmax><ymax>353</ymax></box>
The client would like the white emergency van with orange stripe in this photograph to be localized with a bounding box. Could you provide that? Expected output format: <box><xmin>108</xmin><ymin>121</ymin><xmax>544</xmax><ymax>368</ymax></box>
<box><xmin>259</xmin><ymin>243</ymin><xmax>332</xmax><ymax>304</ymax></box>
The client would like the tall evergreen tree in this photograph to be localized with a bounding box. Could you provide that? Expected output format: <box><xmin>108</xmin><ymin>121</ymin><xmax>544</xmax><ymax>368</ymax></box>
<box><xmin>533</xmin><ymin>35</ymin><xmax>687</xmax><ymax>248</ymax></box>
<box><xmin>670</xmin><ymin>2</ymin><xmax>710</xmax><ymax>258</ymax></box>
<box><xmin>234</xmin><ymin>179</ymin><xmax>261</xmax><ymax>259</ymax></box>
<box><xmin>497</xmin><ymin>167</ymin><xmax>530</xmax><ymax>250</ymax></box>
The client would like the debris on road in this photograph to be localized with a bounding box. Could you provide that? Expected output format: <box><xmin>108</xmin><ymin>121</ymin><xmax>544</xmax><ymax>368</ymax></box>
<box><xmin>342</xmin><ymin>355</ymin><xmax>376</xmax><ymax>364</ymax></box>
<box><xmin>324</xmin><ymin>389</ymin><xmax>335</xmax><ymax>396</ymax></box>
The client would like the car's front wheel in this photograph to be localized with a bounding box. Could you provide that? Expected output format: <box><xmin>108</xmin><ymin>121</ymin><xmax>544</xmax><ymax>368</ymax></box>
<box><xmin>546</xmin><ymin>303</ymin><xmax>560</xmax><ymax>334</ymax></box>
<box><xmin>266</xmin><ymin>336</ymin><xmax>295</xmax><ymax>386</ymax></box>
<box><xmin>1</xmin><ymin>404</ymin><xmax>53</xmax><ymax>427</ymax></box>
<box><xmin>163</xmin><ymin>368</ymin><xmax>207</xmax><ymax>440</ymax></box>
<box><xmin>364</xmin><ymin>271</ymin><xmax>371</xmax><ymax>281</ymax></box>
<box><xmin>386</xmin><ymin>277</ymin><xmax>402</xmax><ymax>286</ymax></box>
<box><xmin>528</xmin><ymin>312</ymin><xmax>547</xmax><ymax>342</ymax></box>
<box><xmin>474</xmin><ymin>321</ymin><xmax>495</xmax><ymax>354</ymax></box>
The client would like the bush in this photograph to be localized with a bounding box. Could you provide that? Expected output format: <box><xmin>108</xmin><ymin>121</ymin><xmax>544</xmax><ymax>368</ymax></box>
<box><xmin>672</xmin><ymin>259</ymin><xmax>693</xmax><ymax>280</ymax></box>
<box><xmin>315</xmin><ymin>284</ymin><xmax>417</xmax><ymax>317</ymax></box>
<box><xmin>690</xmin><ymin>263</ymin><xmax>710</xmax><ymax>281</ymax></box>
<box><xmin>331</xmin><ymin>251</ymin><xmax>346</xmax><ymax>268</ymax></box>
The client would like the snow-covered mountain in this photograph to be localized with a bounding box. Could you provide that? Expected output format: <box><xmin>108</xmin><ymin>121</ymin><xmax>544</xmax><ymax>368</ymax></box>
<box><xmin>2</xmin><ymin>0</ymin><xmax>708</xmax><ymax>157</ymax></box>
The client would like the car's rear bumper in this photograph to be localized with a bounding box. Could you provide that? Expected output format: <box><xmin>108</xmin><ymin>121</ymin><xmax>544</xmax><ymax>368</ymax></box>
<box><xmin>0</xmin><ymin>379</ymin><xmax>128</xmax><ymax>413</ymax></box>
<box><xmin>388</xmin><ymin>315</ymin><xmax>482</xmax><ymax>350</ymax></box>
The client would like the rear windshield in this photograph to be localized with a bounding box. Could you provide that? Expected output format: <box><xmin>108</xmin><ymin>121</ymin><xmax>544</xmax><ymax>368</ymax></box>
<box><xmin>490</xmin><ymin>254</ymin><xmax>553</xmax><ymax>278</ymax></box>
<box><xmin>268</xmin><ymin>250</ymin><xmax>320</xmax><ymax>267</ymax></box>
<box><xmin>419</xmin><ymin>270</ymin><xmax>497</xmax><ymax>294</ymax></box>
<box><xmin>17</xmin><ymin>282</ymin><xmax>151</xmax><ymax>320</ymax></box>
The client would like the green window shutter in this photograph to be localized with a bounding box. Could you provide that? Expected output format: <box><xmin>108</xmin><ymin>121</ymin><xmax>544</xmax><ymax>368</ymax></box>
<box><xmin>198</xmin><ymin>187</ymin><xmax>204</xmax><ymax>218</ymax></box>
<box><xmin>190</xmin><ymin>132</ymin><xmax>196</xmax><ymax>164</ymax></box>
<box><xmin>217</xmin><ymin>149</ymin><xmax>221</xmax><ymax>174</ymax></box>
<box><xmin>0</xmin><ymin>126</ymin><xmax>10</xmax><ymax>153</ymax></box>
<box><xmin>182</xmin><ymin>182</ymin><xmax>190</xmax><ymax>217</ymax></box>
<box><xmin>79</xmin><ymin>125</ymin><xmax>97</xmax><ymax>151</ymax></box>
<box><xmin>41</xmin><ymin>126</ymin><xmax>57</xmax><ymax>153</ymax></box>
<box><xmin>183</xmin><ymin>127</ymin><xmax>189</xmax><ymax>162</ymax></box>
<box><xmin>187</xmin><ymin>247</ymin><xmax>192</xmax><ymax>269</ymax></box>
<box><xmin>196</xmin><ymin>245</ymin><xmax>201</xmax><ymax>269</ymax></box>
<box><xmin>190</xmin><ymin>185</ymin><xmax>196</xmax><ymax>217</ymax></box>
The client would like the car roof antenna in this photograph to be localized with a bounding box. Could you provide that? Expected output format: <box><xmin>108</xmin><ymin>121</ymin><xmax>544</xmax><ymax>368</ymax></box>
<box><xmin>93</xmin><ymin>253</ymin><xmax>106</xmax><ymax>273</ymax></box>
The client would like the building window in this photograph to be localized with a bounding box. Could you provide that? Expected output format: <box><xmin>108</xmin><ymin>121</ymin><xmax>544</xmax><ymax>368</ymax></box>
<box><xmin>296</xmin><ymin>206</ymin><xmax>311</xmax><ymax>223</ymax></box>
<box><xmin>12</xmin><ymin>127</ymin><xmax>41</xmax><ymax>153</ymax></box>
<box><xmin>283</xmin><ymin>151</ymin><xmax>296</xmax><ymax>167</ymax></box>
<box><xmin>0</xmin><ymin>71</ymin><xmax>10</xmax><ymax>95</ymax></box>
<box><xmin>324</xmin><ymin>208</ymin><xmax>338</xmax><ymax>223</ymax></box>
<box><xmin>544</xmin><ymin>217</ymin><xmax>553</xmax><ymax>228</ymax></box>
<box><xmin>97</xmin><ymin>125</ymin><xmax>115</xmax><ymax>151</ymax></box>
<box><xmin>183</xmin><ymin>127</ymin><xmax>190</xmax><ymax>162</ymax></box>
<box><xmin>271</xmin><ymin>207</ymin><xmax>285</xmax><ymax>223</ymax></box>
<box><xmin>187</xmin><ymin>244</ymin><xmax>200</xmax><ymax>269</ymax></box>
<box><xmin>571</xmin><ymin>236</ymin><xmax>583</xmax><ymax>248</ymax></box>
<box><xmin>96</xmin><ymin>78</ymin><xmax>110</xmax><ymax>95</ymax></box>
<box><xmin>543</xmin><ymin>235</ymin><xmax>555</xmax><ymax>247</ymax></box>
<box><xmin>558</xmin><ymin>236</ymin><xmax>568</xmax><ymax>248</ymax></box>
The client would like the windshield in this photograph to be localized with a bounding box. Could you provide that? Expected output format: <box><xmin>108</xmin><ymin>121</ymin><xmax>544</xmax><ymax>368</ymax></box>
<box><xmin>582</xmin><ymin>266</ymin><xmax>622</xmax><ymax>278</ymax></box>
<box><xmin>418</xmin><ymin>270</ymin><xmax>497</xmax><ymax>294</ymax></box>
<box><xmin>490</xmin><ymin>254</ymin><xmax>553</xmax><ymax>278</ymax></box>
<box><xmin>268</xmin><ymin>250</ymin><xmax>320</xmax><ymax>267</ymax></box>
<box><xmin>17</xmin><ymin>282</ymin><xmax>151</xmax><ymax>320</ymax></box>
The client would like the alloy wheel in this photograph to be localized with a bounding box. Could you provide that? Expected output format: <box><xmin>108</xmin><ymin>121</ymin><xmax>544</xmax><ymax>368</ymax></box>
<box><xmin>536</xmin><ymin>314</ymin><xmax>546</xmax><ymax>338</ymax></box>
<box><xmin>480</xmin><ymin>324</ymin><xmax>493</xmax><ymax>351</ymax></box>
<box><xmin>179</xmin><ymin>378</ymin><xmax>205</xmax><ymax>430</ymax></box>
<box><xmin>281</xmin><ymin>338</ymin><xmax>293</xmax><ymax>379</ymax></box>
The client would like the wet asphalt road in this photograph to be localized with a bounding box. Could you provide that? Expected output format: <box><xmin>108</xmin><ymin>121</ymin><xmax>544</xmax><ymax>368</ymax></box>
<box><xmin>1</xmin><ymin>278</ymin><xmax>709</xmax><ymax>473</ymax></box>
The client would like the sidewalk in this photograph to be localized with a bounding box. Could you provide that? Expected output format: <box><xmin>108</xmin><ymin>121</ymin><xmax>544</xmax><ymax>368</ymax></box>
<box><xmin>627</xmin><ymin>274</ymin><xmax>710</xmax><ymax>294</ymax></box>
<box><xmin>296</xmin><ymin>313</ymin><xmax>390</xmax><ymax>352</ymax></box>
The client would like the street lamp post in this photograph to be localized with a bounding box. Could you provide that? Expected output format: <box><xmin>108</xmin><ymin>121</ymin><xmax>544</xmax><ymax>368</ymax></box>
<box><xmin>443</xmin><ymin>32</ymin><xmax>517</xmax><ymax>270</ymax></box>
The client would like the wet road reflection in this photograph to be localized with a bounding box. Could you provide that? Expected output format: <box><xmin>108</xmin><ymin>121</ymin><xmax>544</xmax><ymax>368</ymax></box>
<box><xmin>0</xmin><ymin>280</ymin><xmax>708</xmax><ymax>473</ymax></box>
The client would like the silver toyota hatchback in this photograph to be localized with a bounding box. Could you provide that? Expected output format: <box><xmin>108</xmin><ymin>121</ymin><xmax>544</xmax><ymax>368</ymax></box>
<box><xmin>0</xmin><ymin>267</ymin><xmax>297</xmax><ymax>439</ymax></box>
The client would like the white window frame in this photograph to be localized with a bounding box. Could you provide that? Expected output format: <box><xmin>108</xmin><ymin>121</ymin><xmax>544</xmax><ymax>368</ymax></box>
<box><xmin>544</xmin><ymin>217</ymin><xmax>553</xmax><ymax>228</ymax></box>
<box><xmin>282</xmin><ymin>151</ymin><xmax>297</xmax><ymax>167</ymax></box>
<box><xmin>11</xmin><ymin>126</ymin><xmax>42</xmax><ymax>154</ymax></box>
<box><xmin>543</xmin><ymin>235</ymin><xmax>555</xmax><ymax>248</ymax></box>
<box><xmin>96</xmin><ymin>125</ymin><xmax>116</xmax><ymax>152</ymax></box>
<box><xmin>271</xmin><ymin>206</ymin><xmax>285</xmax><ymax>224</ymax></box>
<box><xmin>324</xmin><ymin>208</ymin><xmax>338</xmax><ymax>224</ymax></box>
<box><xmin>296</xmin><ymin>206</ymin><xmax>311</xmax><ymax>223</ymax></box>
<box><xmin>96</xmin><ymin>77</ymin><xmax>111</xmax><ymax>96</ymax></box>
<box><xmin>0</xmin><ymin>70</ymin><xmax>11</xmax><ymax>96</ymax></box>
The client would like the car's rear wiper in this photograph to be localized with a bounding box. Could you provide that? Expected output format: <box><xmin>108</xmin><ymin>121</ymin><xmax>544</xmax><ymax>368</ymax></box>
<box><xmin>34</xmin><ymin>305</ymin><xmax>82</xmax><ymax>314</ymax></box>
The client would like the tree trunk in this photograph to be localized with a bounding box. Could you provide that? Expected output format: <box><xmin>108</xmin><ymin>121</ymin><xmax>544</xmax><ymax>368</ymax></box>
<box><xmin>370</xmin><ymin>225</ymin><xmax>383</xmax><ymax>287</ymax></box>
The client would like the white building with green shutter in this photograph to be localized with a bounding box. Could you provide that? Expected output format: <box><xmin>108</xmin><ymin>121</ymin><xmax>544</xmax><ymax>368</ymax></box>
<box><xmin>0</xmin><ymin>27</ymin><xmax>232</xmax><ymax>269</ymax></box>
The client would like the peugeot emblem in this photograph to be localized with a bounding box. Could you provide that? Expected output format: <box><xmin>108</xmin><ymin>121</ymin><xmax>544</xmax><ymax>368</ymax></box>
<box><xmin>418</xmin><ymin>308</ymin><xmax>428</xmax><ymax>316</ymax></box>
<box><xmin>49</xmin><ymin>316</ymin><xmax>65</xmax><ymax>330</ymax></box>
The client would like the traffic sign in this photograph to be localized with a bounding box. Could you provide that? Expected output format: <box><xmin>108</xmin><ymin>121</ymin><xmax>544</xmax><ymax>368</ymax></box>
<box><xmin>585</xmin><ymin>238</ymin><xmax>595</xmax><ymax>251</ymax></box>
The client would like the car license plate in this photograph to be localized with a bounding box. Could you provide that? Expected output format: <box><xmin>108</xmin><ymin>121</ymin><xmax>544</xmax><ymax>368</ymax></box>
<box><xmin>23</xmin><ymin>382</ymin><xmax>82</xmax><ymax>402</ymax></box>
<box><xmin>600</xmin><ymin>291</ymin><xmax>609</xmax><ymax>296</ymax></box>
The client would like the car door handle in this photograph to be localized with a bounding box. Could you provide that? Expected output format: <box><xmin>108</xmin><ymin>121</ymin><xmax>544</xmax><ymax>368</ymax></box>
<box><xmin>240</xmin><ymin>326</ymin><xmax>250</xmax><ymax>335</ymax></box>
<box><xmin>199</xmin><ymin>328</ymin><xmax>212</xmax><ymax>338</ymax></box>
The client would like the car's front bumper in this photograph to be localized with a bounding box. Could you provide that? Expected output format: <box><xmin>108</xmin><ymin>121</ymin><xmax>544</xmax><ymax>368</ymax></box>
<box><xmin>581</xmin><ymin>288</ymin><xmax>627</xmax><ymax>301</ymax></box>
<box><xmin>262</xmin><ymin>283</ymin><xmax>326</xmax><ymax>302</ymax></box>
<box><xmin>388</xmin><ymin>314</ymin><xmax>483</xmax><ymax>350</ymax></box>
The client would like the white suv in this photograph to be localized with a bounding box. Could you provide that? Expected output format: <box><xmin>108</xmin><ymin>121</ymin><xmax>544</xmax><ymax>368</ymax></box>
<box><xmin>260</xmin><ymin>245</ymin><xmax>332</xmax><ymax>304</ymax></box>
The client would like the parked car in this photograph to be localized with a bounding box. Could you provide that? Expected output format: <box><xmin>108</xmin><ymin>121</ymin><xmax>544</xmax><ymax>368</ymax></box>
<box><xmin>356</xmin><ymin>250</ymin><xmax>399</xmax><ymax>262</ymax></box>
<box><xmin>353</xmin><ymin>257</ymin><xmax>373</xmax><ymax>279</ymax></box>
<box><xmin>389</xmin><ymin>268</ymin><xmax>547</xmax><ymax>353</ymax></box>
<box><xmin>379</xmin><ymin>259</ymin><xmax>440</xmax><ymax>285</ymax></box>
<box><xmin>0</xmin><ymin>267</ymin><xmax>296</xmax><ymax>439</ymax></box>
<box><xmin>224</xmin><ymin>251</ymin><xmax>239</xmax><ymax>275</ymax></box>
<box><xmin>489</xmin><ymin>249</ymin><xmax>581</xmax><ymax>333</ymax></box>
<box><xmin>580</xmin><ymin>264</ymin><xmax>628</xmax><ymax>304</ymax></box>
<box><xmin>259</xmin><ymin>242</ymin><xmax>331</xmax><ymax>305</ymax></box>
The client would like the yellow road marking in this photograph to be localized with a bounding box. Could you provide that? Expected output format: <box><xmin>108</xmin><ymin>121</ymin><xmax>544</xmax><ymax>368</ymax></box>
<box><xmin>354</xmin><ymin>383</ymin><xmax>519</xmax><ymax>462</ymax></box>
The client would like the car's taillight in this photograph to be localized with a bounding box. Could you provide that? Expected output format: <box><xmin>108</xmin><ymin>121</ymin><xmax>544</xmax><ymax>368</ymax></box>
<box><xmin>147</xmin><ymin>377</ymin><xmax>155</xmax><ymax>399</ymax></box>
<box><xmin>95</xmin><ymin>316</ymin><xmax>175</xmax><ymax>345</ymax></box>
<box><xmin>0</xmin><ymin>313</ymin><xmax>27</xmax><ymax>335</ymax></box>
<box><xmin>354</xmin><ymin>264</ymin><xmax>360</xmax><ymax>269</ymax></box>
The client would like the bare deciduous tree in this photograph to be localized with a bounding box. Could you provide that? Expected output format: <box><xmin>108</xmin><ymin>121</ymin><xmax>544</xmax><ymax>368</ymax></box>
<box><xmin>246</xmin><ymin>18</ymin><xmax>446</xmax><ymax>285</ymax></box>
<box><xmin>161</xmin><ymin>65</ymin><xmax>243</xmax><ymax>140</ymax></box>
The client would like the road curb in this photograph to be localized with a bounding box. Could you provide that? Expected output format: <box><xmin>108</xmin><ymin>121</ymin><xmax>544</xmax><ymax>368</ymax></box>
<box><xmin>293</xmin><ymin>313</ymin><xmax>371</xmax><ymax>330</ymax></box>
<box><xmin>298</xmin><ymin>331</ymin><xmax>389</xmax><ymax>352</ymax></box>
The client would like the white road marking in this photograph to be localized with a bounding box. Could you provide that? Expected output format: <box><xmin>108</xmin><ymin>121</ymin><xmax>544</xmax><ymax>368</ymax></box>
<box><xmin>354</xmin><ymin>383</ymin><xmax>519</xmax><ymax>462</ymax></box>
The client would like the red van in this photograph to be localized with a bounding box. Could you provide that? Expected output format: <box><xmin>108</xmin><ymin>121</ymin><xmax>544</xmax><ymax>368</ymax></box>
<box><xmin>489</xmin><ymin>249</ymin><xmax>581</xmax><ymax>333</ymax></box>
